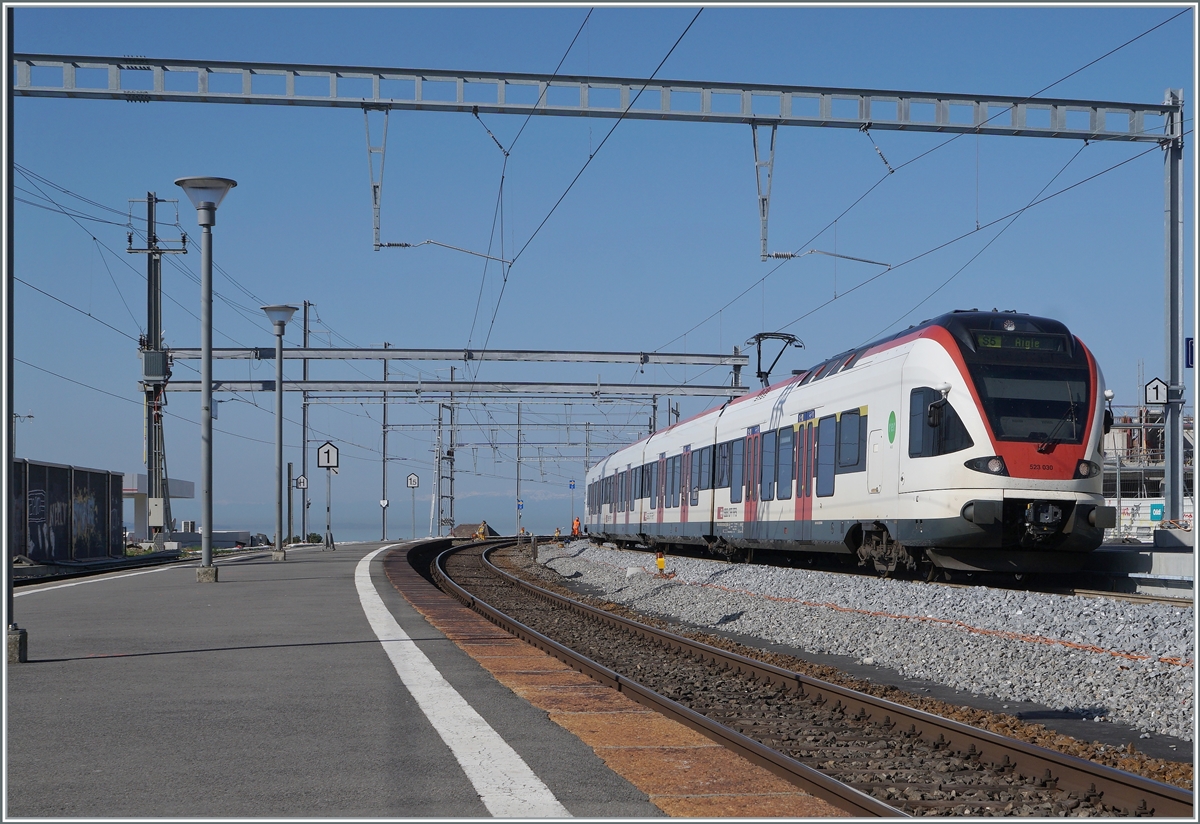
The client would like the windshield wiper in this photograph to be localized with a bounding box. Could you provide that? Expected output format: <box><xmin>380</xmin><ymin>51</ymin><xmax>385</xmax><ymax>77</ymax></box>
<box><xmin>1037</xmin><ymin>400</ymin><xmax>1079</xmax><ymax>454</ymax></box>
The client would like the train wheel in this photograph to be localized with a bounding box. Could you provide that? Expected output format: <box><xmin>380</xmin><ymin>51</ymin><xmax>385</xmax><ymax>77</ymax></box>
<box><xmin>859</xmin><ymin>529</ymin><xmax>912</xmax><ymax>578</ymax></box>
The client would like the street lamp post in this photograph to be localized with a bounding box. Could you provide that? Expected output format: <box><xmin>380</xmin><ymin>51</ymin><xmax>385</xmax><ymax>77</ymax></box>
<box><xmin>175</xmin><ymin>177</ymin><xmax>236</xmax><ymax>583</ymax></box>
<box><xmin>263</xmin><ymin>304</ymin><xmax>298</xmax><ymax>561</ymax></box>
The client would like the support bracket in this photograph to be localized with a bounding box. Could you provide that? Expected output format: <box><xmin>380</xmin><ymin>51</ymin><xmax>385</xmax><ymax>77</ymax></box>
<box><xmin>752</xmin><ymin>123</ymin><xmax>777</xmax><ymax>261</ymax></box>
<box><xmin>364</xmin><ymin>107</ymin><xmax>390</xmax><ymax>251</ymax></box>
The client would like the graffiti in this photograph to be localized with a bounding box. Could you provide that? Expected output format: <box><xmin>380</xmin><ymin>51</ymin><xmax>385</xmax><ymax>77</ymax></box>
<box><xmin>12</xmin><ymin>460</ymin><xmax>122</xmax><ymax>563</ymax></box>
<box><xmin>27</xmin><ymin>489</ymin><xmax>45</xmax><ymax>523</ymax></box>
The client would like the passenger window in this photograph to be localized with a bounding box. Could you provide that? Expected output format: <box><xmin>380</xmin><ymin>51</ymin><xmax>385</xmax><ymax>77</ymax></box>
<box><xmin>670</xmin><ymin>455</ymin><xmax>681</xmax><ymax>508</ymax></box>
<box><xmin>650</xmin><ymin>462</ymin><xmax>659</xmax><ymax>509</ymax></box>
<box><xmin>909</xmin><ymin>388</ymin><xmax>975</xmax><ymax>458</ymax></box>
<box><xmin>699</xmin><ymin>446</ymin><xmax>712</xmax><ymax>490</ymax></box>
<box><xmin>716</xmin><ymin>442</ymin><xmax>730</xmax><ymax>488</ymax></box>
<box><xmin>777</xmin><ymin>426</ymin><xmax>793</xmax><ymax>500</ymax></box>
<box><xmin>761</xmin><ymin>431</ymin><xmax>776</xmax><ymax>501</ymax></box>
<box><xmin>836</xmin><ymin>410</ymin><xmax>867</xmax><ymax>473</ymax></box>
<box><xmin>690</xmin><ymin>450</ymin><xmax>702</xmax><ymax>506</ymax></box>
<box><xmin>816</xmin><ymin>416</ymin><xmax>837</xmax><ymax>497</ymax></box>
<box><xmin>838</xmin><ymin>411</ymin><xmax>859</xmax><ymax>468</ymax></box>
<box><xmin>730</xmin><ymin>439</ymin><xmax>744</xmax><ymax>503</ymax></box>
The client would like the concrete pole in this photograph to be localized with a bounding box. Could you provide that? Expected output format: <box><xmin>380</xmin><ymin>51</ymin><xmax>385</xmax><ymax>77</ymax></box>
<box><xmin>199</xmin><ymin>217</ymin><xmax>214</xmax><ymax>575</ymax></box>
<box><xmin>272</xmin><ymin>319</ymin><xmax>286</xmax><ymax>560</ymax></box>
<box><xmin>516</xmin><ymin>402</ymin><xmax>522</xmax><ymax>536</ymax></box>
<box><xmin>1115</xmin><ymin>453</ymin><xmax>1123</xmax><ymax>539</ymax></box>
<box><xmin>287</xmin><ymin>461</ymin><xmax>293</xmax><ymax>546</ymax></box>
<box><xmin>382</xmin><ymin>343</ymin><xmax>388</xmax><ymax>541</ymax></box>
<box><xmin>145</xmin><ymin>193</ymin><xmax>161</xmax><ymax>531</ymax></box>
<box><xmin>176</xmin><ymin>176</ymin><xmax>236</xmax><ymax>581</ymax></box>
<box><xmin>301</xmin><ymin>301</ymin><xmax>310</xmax><ymax>541</ymax></box>
<box><xmin>436</xmin><ymin>405</ymin><xmax>446</xmax><ymax>534</ymax></box>
<box><xmin>324</xmin><ymin>466</ymin><xmax>334</xmax><ymax>550</ymax></box>
<box><xmin>1163</xmin><ymin>89</ymin><xmax>1185</xmax><ymax>522</ymax></box>
<box><xmin>7</xmin><ymin>6</ymin><xmax>28</xmax><ymax>662</ymax></box>
<box><xmin>448</xmin><ymin>371</ymin><xmax>456</xmax><ymax>532</ymax></box>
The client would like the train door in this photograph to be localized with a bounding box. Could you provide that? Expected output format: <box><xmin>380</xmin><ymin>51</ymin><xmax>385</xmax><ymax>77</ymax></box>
<box><xmin>795</xmin><ymin>422</ymin><xmax>813</xmax><ymax>542</ymax></box>
<box><xmin>743</xmin><ymin>430</ymin><xmax>760</xmax><ymax>538</ymax></box>
<box><xmin>624</xmin><ymin>465</ymin><xmax>632</xmax><ymax>526</ymax></box>
<box><xmin>680</xmin><ymin>447</ymin><xmax>691</xmax><ymax>527</ymax></box>
<box><xmin>656</xmin><ymin>455</ymin><xmax>666</xmax><ymax>526</ymax></box>
<box><xmin>693</xmin><ymin>446</ymin><xmax>710</xmax><ymax>538</ymax></box>
<box><xmin>867</xmin><ymin>430</ymin><xmax>885</xmax><ymax>494</ymax></box>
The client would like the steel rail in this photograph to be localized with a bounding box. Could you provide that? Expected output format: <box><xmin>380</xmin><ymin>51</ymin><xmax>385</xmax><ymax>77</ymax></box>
<box><xmin>435</xmin><ymin>540</ymin><xmax>906</xmax><ymax>815</ymax></box>
<box><xmin>433</xmin><ymin>541</ymin><xmax>1193</xmax><ymax>818</ymax></box>
<box><xmin>431</xmin><ymin>540</ymin><xmax>904</xmax><ymax>817</ymax></box>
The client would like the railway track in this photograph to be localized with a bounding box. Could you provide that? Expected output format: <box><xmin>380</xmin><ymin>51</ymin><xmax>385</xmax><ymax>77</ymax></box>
<box><xmin>11</xmin><ymin>546</ymin><xmax>276</xmax><ymax>587</ymax></box>
<box><xmin>429</xmin><ymin>540</ymin><xmax>1193</xmax><ymax>818</ymax></box>
<box><xmin>591</xmin><ymin>539</ymin><xmax>1193</xmax><ymax>607</ymax></box>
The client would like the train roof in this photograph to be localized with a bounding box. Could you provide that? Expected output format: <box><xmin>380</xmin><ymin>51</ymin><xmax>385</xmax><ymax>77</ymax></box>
<box><xmin>592</xmin><ymin>310</ymin><xmax>1077</xmax><ymax>472</ymax></box>
<box><xmin>795</xmin><ymin>309</ymin><xmax>1076</xmax><ymax>384</ymax></box>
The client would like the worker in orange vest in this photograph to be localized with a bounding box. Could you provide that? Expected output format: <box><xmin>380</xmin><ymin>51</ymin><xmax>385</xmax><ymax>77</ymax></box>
<box><xmin>571</xmin><ymin>517</ymin><xmax>581</xmax><ymax>537</ymax></box>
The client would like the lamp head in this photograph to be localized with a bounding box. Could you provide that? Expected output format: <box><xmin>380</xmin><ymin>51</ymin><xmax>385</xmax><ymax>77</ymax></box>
<box><xmin>175</xmin><ymin>177</ymin><xmax>237</xmax><ymax>226</ymax></box>
<box><xmin>1104</xmin><ymin>389</ymin><xmax>1115</xmax><ymax>402</ymax></box>
<box><xmin>262</xmin><ymin>304</ymin><xmax>298</xmax><ymax>333</ymax></box>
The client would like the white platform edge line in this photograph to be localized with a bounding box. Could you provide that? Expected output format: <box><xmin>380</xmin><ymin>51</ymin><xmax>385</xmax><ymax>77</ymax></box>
<box><xmin>356</xmin><ymin>545</ymin><xmax>571</xmax><ymax>818</ymax></box>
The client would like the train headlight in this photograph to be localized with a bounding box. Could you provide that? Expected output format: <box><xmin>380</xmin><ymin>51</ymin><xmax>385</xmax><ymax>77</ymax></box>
<box><xmin>964</xmin><ymin>456</ymin><xmax>1009</xmax><ymax>476</ymax></box>
<box><xmin>1074</xmin><ymin>460</ymin><xmax>1101</xmax><ymax>480</ymax></box>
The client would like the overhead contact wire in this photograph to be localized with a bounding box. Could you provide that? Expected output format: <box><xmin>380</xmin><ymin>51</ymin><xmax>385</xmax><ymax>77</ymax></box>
<box><xmin>472</xmin><ymin>8</ymin><xmax>704</xmax><ymax>390</ymax></box>
<box><xmin>658</xmin><ymin>8</ymin><xmax>1188</xmax><ymax>353</ymax></box>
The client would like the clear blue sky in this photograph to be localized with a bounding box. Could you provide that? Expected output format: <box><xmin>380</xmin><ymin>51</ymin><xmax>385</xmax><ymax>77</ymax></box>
<box><xmin>9</xmin><ymin>4</ymin><xmax>1195</xmax><ymax>540</ymax></box>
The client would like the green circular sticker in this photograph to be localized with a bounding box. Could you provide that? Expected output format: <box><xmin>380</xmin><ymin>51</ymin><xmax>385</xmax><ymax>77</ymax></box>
<box><xmin>888</xmin><ymin>411</ymin><xmax>896</xmax><ymax>443</ymax></box>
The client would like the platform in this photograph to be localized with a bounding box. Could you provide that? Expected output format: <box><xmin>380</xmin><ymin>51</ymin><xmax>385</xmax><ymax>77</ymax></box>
<box><xmin>6</xmin><ymin>541</ymin><xmax>845</xmax><ymax>818</ymax></box>
<box><xmin>4</xmin><ymin>542</ymin><xmax>663</xmax><ymax>818</ymax></box>
<box><xmin>1083</xmin><ymin>540</ymin><xmax>1194</xmax><ymax>598</ymax></box>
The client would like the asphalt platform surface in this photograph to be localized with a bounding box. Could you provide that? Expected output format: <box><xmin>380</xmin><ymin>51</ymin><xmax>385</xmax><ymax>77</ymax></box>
<box><xmin>5</xmin><ymin>542</ymin><xmax>661</xmax><ymax>818</ymax></box>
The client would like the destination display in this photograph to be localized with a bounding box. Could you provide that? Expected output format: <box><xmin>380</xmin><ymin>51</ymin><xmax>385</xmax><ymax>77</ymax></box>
<box><xmin>973</xmin><ymin>331</ymin><xmax>1066</xmax><ymax>353</ymax></box>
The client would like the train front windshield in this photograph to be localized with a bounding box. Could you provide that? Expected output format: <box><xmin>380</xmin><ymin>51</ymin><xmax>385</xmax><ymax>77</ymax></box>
<box><xmin>962</xmin><ymin>330</ymin><xmax>1092</xmax><ymax>444</ymax></box>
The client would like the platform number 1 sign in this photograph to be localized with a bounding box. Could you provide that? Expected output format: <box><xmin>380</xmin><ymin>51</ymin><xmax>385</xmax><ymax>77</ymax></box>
<box><xmin>317</xmin><ymin>441</ymin><xmax>339</xmax><ymax>469</ymax></box>
<box><xmin>1145</xmin><ymin>378</ymin><xmax>1169</xmax><ymax>406</ymax></box>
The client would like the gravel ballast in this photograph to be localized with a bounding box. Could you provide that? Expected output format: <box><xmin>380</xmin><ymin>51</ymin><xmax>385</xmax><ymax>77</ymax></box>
<box><xmin>535</xmin><ymin>541</ymin><xmax>1194</xmax><ymax>743</ymax></box>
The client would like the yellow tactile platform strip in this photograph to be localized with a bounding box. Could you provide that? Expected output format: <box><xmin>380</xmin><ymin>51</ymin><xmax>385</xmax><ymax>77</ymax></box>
<box><xmin>383</xmin><ymin>551</ymin><xmax>847</xmax><ymax>818</ymax></box>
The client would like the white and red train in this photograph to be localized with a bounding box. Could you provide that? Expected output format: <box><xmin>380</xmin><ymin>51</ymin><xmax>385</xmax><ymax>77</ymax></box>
<box><xmin>585</xmin><ymin>310</ymin><xmax>1116</xmax><ymax>575</ymax></box>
